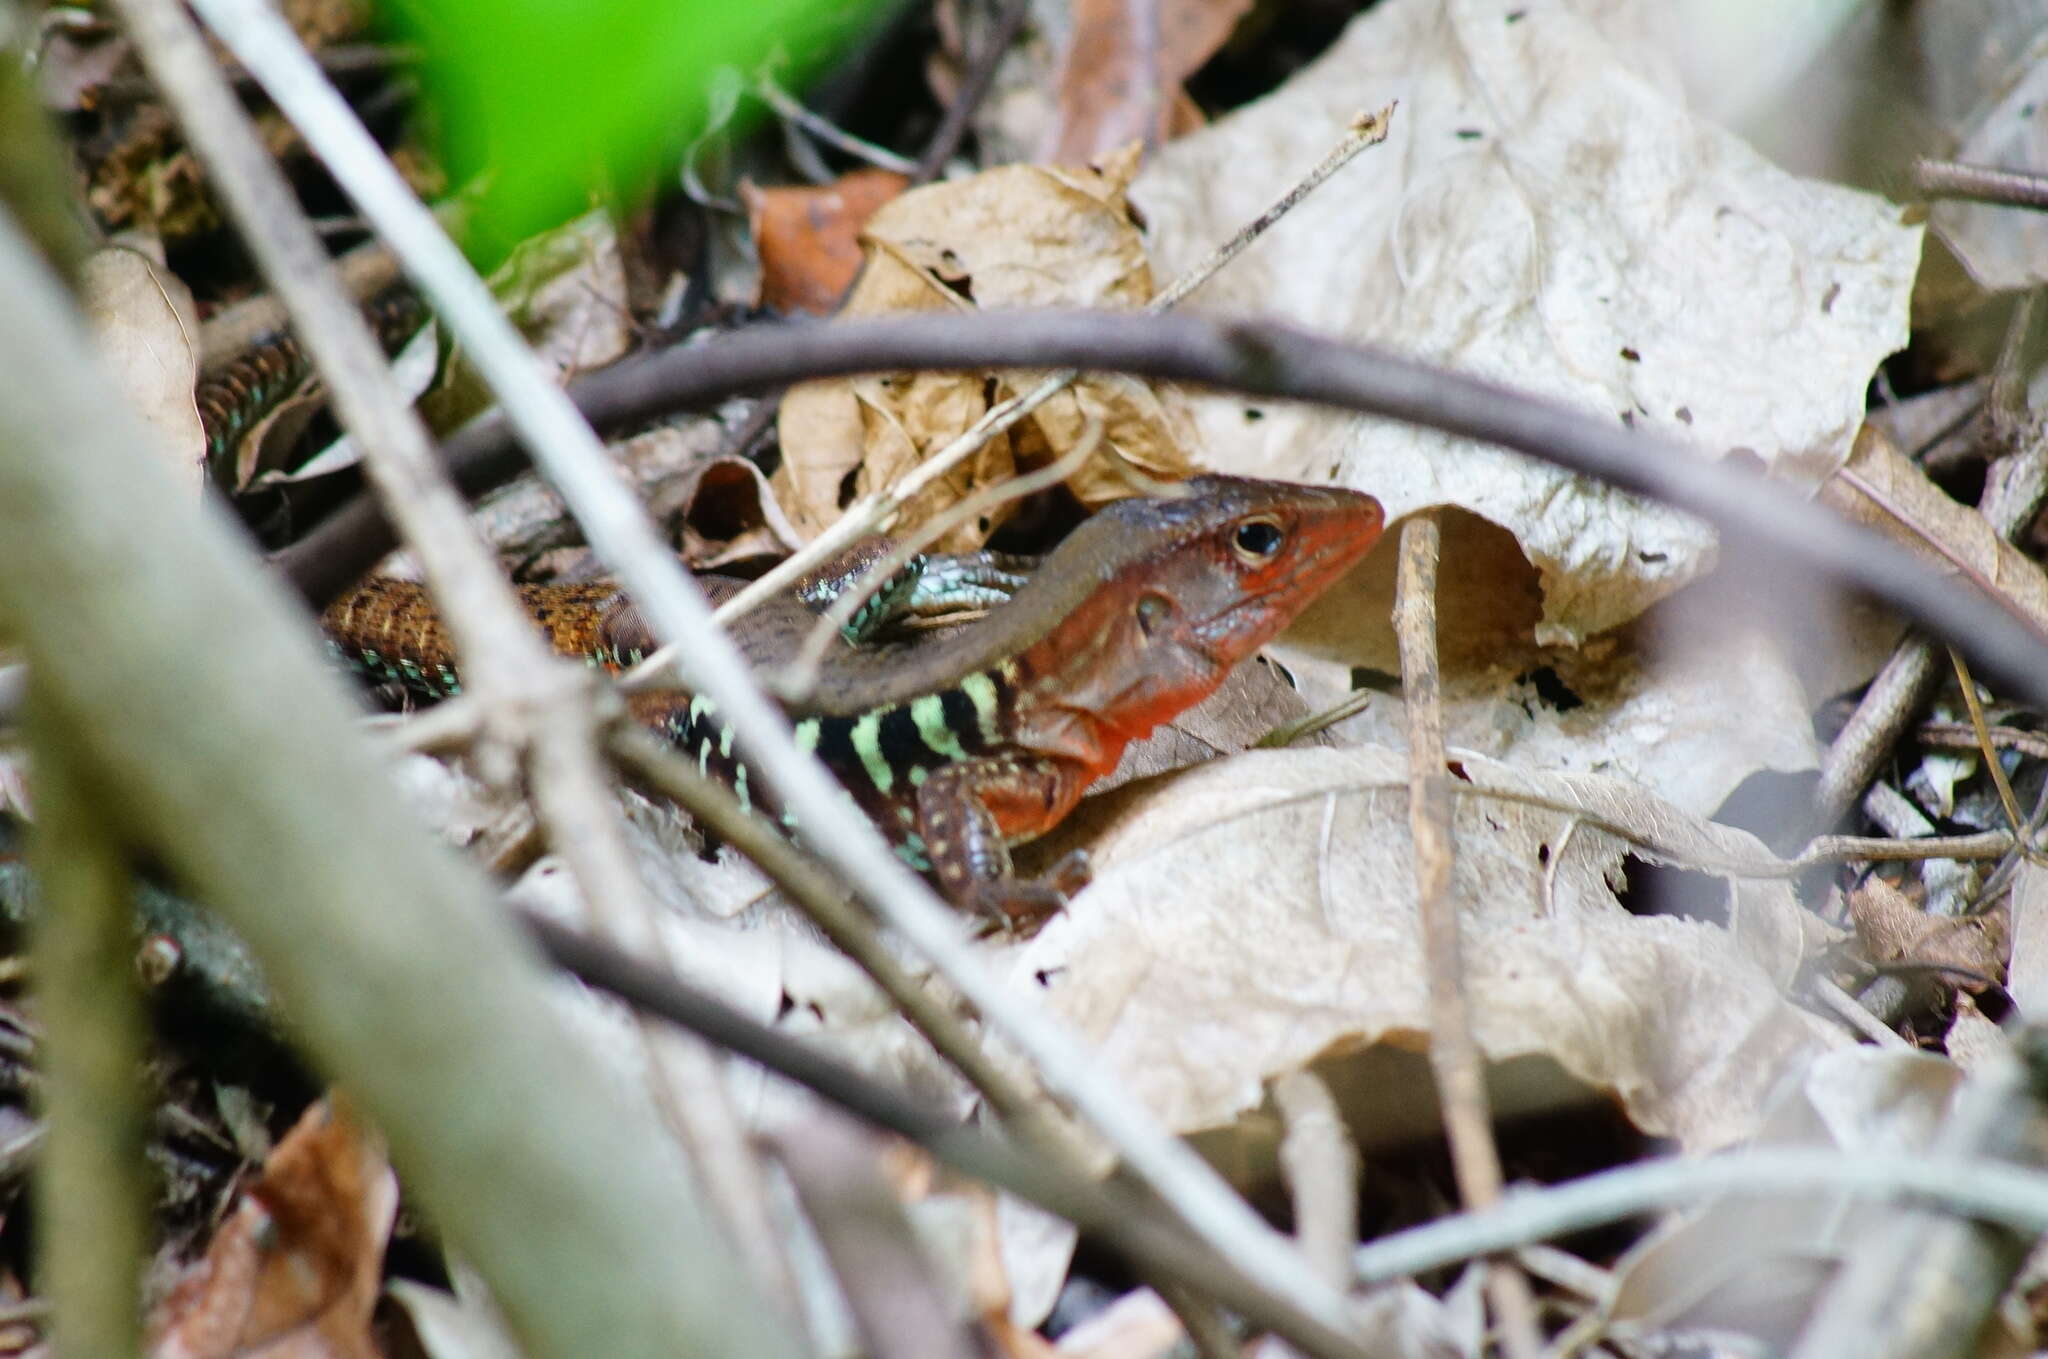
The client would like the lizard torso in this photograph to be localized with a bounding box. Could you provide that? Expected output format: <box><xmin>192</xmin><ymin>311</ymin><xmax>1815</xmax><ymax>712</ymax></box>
<box><xmin>322</xmin><ymin>476</ymin><xmax>1384</xmax><ymax>920</ymax></box>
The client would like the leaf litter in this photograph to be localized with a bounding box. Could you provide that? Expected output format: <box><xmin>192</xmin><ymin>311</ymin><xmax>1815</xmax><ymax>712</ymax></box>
<box><xmin>42</xmin><ymin>0</ymin><xmax>2048</xmax><ymax>1353</ymax></box>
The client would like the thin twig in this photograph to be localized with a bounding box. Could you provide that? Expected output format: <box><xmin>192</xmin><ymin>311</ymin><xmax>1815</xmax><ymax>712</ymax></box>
<box><xmin>605</xmin><ymin>723</ymin><xmax>1065</xmax><ymax>1132</ymax></box>
<box><xmin>651</xmin><ymin>104</ymin><xmax>1397</xmax><ymax>688</ymax></box>
<box><xmin>913</xmin><ymin>0</ymin><xmax>1032</xmax><ymax>183</ymax></box>
<box><xmin>755</xmin><ymin>71</ymin><xmax>920</xmax><ymax>176</ymax></box>
<box><xmin>1917</xmin><ymin>719</ymin><xmax>2048</xmax><ymax>760</ymax></box>
<box><xmin>1913</xmin><ymin>158</ymin><xmax>2048</xmax><ymax>212</ymax></box>
<box><xmin>1947</xmin><ymin>647</ymin><xmax>2038</xmax><ymax>862</ymax></box>
<box><xmin>779</xmin><ymin>415</ymin><xmax>1105</xmax><ymax>698</ymax></box>
<box><xmin>0</xmin><ymin>206</ymin><xmax>785</xmax><ymax>1359</ymax></box>
<box><xmin>1272</xmin><ymin>1070</ymin><xmax>1359</xmax><ymax>1291</ymax></box>
<box><xmin>1394</xmin><ymin>515</ymin><xmax>1543</xmax><ymax>1359</ymax></box>
<box><xmin>526</xmin><ymin>912</ymin><xmax>1380</xmax><ymax>1359</ymax></box>
<box><xmin>188</xmin><ymin>0</ymin><xmax>1362</xmax><ymax>1336</ymax></box>
<box><xmin>1350</xmin><ymin>1147</ymin><xmax>2048</xmax><ymax>1286</ymax></box>
<box><xmin>1809</xmin><ymin>976</ymin><xmax>1913</xmax><ymax>1049</ymax></box>
<box><xmin>1817</xmin><ymin>305</ymin><xmax>2048</xmax><ymax>827</ymax></box>
<box><xmin>120</xmin><ymin>0</ymin><xmax>810</xmax><ymax>1336</ymax></box>
<box><xmin>297</xmin><ymin>309</ymin><xmax>2048</xmax><ymax>716</ymax></box>
<box><xmin>1792</xmin><ymin>830</ymin><xmax>2015</xmax><ymax>869</ymax></box>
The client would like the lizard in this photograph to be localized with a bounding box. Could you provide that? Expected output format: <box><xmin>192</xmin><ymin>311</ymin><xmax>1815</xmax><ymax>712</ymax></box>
<box><xmin>321</xmin><ymin>476</ymin><xmax>1384</xmax><ymax>921</ymax></box>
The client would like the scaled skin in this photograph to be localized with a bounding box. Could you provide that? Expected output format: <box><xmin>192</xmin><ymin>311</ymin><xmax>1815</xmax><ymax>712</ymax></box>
<box><xmin>322</xmin><ymin>477</ymin><xmax>1385</xmax><ymax>918</ymax></box>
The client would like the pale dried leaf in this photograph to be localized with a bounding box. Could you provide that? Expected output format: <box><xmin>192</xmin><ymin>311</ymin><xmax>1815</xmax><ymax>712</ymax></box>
<box><xmin>1944</xmin><ymin>996</ymin><xmax>2010</xmax><ymax>1074</ymax></box>
<box><xmin>1132</xmin><ymin>0</ymin><xmax>1919</xmax><ymax>644</ymax></box>
<box><xmin>1608</xmin><ymin>1048</ymin><xmax>1961</xmax><ymax>1351</ymax></box>
<box><xmin>2006</xmin><ymin>860</ymin><xmax>2048</xmax><ymax>1020</ymax></box>
<box><xmin>385</xmin><ymin>1279</ymin><xmax>524</xmax><ymax>1359</ymax></box>
<box><xmin>421</xmin><ymin>211</ymin><xmax>631</xmax><ymax>434</ymax></box>
<box><xmin>1017</xmin><ymin>746</ymin><xmax>1836</xmax><ymax>1154</ymax></box>
<box><xmin>82</xmin><ymin>245</ymin><xmax>204</xmax><ymax>498</ymax></box>
<box><xmin>1928</xmin><ymin>43</ymin><xmax>2048</xmax><ymax>290</ymax></box>
<box><xmin>1052</xmin><ymin>1288</ymin><xmax>1182</xmax><ymax>1357</ymax></box>
<box><xmin>1274</xmin><ymin>509</ymin><xmax>1824</xmax><ymax>818</ymax></box>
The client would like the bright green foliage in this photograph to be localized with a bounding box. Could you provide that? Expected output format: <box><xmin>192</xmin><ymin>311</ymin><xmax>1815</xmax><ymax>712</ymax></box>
<box><xmin>381</xmin><ymin>0</ymin><xmax>877</xmax><ymax>255</ymax></box>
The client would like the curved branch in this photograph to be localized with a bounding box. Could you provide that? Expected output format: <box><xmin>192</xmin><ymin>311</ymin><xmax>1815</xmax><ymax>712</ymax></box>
<box><xmin>280</xmin><ymin>309</ymin><xmax>2048</xmax><ymax>713</ymax></box>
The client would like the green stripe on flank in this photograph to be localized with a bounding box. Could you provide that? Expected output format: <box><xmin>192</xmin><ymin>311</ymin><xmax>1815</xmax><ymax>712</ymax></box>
<box><xmin>960</xmin><ymin>671</ymin><xmax>1002</xmax><ymax>744</ymax></box>
<box><xmin>689</xmin><ymin>692</ymin><xmax>717</xmax><ymax>726</ymax></box>
<box><xmin>896</xmin><ymin>832</ymin><xmax>931</xmax><ymax>872</ymax></box>
<box><xmin>910</xmin><ymin>693</ymin><xmax>967</xmax><ymax>762</ymax></box>
<box><xmin>733</xmin><ymin>762</ymin><xmax>751</xmax><ymax>813</ymax></box>
<box><xmin>850</xmin><ymin>708</ymin><xmax>894</xmax><ymax>794</ymax></box>
<box><xmin>794</xmin><ymin>718</ymin><xmax>820</xmax><ymax>754</ymax></box>
<box><xmin>718</xmin><ymin>723</ymin><xmax>734</xmax><ymax>759</ymax></box>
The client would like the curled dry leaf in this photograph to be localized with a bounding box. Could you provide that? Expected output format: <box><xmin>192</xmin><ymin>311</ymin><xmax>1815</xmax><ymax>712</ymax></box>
<box><xmin>1131</xmin><ymin>0</ymin><xmax>1920</xmax><ymax>645</ymax></box>
<box><xmin>1018</xmin><ymin>746</ymin><xmax>1837</xmax><ymax>1156</ymax></box>
<box><xmin>775</xmin><ymin>155</ymin><xmax>1197</xmax><ymax>548</ymax></box>
<box><xmin>744</xmin><ymin>169</ymin><xmax>908</xmax><ymax>315</ymax></box>
<box><xmin>1820</xmin><ymin>423</ymin><xmax>2048</xmax><ymax>635</ymax></box>
<box><xmin>81</xmin><ymin>245</ymin><xmax>204</xmax><ymax>498</ymax></box>
<box><xmin>150</xmin><ymin>1097</ymin><xmax>395</xmax><ymax>1359</ymax></box>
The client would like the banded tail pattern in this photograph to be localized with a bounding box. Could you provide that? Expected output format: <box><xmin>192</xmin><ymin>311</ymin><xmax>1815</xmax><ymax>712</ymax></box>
<box><xmin>629</xmin><ymin>660</ymin><xmax>1022</xmax><ymax>871</ymax></box>
<box><xmin>322</xmin><ymin>577</ymin><xmax>629</xmax><ymax>704</ymax></box>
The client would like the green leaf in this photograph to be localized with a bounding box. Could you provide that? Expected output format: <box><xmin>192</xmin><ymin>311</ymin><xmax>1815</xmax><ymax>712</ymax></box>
<box><xmin>382</xmin><ymin>0</ymin><xmax>877</xmax><ymax>255</ymax></box>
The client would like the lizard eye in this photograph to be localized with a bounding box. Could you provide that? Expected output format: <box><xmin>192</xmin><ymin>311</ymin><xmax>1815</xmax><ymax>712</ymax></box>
<box><xmin>1135</xmin><ymin>591</ymin><xmax>1173</xmax><ymax>635</ymax></box>
<box><xmin>1232</xmin><ymin>517</ymin><xmax>1285</xmax><ymax>563</ymax></box>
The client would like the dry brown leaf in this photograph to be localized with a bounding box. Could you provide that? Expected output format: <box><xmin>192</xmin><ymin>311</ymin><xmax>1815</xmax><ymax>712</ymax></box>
<box><xmin>1820</xmin><ymin>423</ymin><xmax>2048</xmax><ymax>635</ymax></box>
<box><xmin>774</xmin><ymin>160</ymin><xmax>1197</xmax><ymax>548</ymax></box>
<box><xmin>744</xmin><ymin>169</ymin><xmax>908</xmax><ymax>315</ymax></box>
<box><xmin>82</xmin><ymin>245</ymin><xmax>203</xmax><ymax>498</ymax></box>
<box><xmin>1045</xmin><ymin>0</ymin><xmax>1249</xmax><ymax>165</ymax></box>
<box><xmin>1847</xmin><ymin>874</ymin><xmax>2006</xmax><ymax>989</ymax></box>
<box><xmin>150</xmin><ymin>1097</ymin><xmax>395</xmax><ymax>1359</ymax></box>
<box><xmin>1016</xmin><ymin>746</ymin><xmax>1836</xmax><ymax>1156</ymax></box>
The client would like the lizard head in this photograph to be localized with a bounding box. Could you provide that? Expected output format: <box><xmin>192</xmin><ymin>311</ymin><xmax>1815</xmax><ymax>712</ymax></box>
<box><xmin>1030</xmin><ymin>476</ymin><xmax>1384</xmax><ymax>747</ymax></box>
<box><xmin>1099</xmin><ymin>474</ymin><xmax>1382</xmax><ymax>648</ymax></box>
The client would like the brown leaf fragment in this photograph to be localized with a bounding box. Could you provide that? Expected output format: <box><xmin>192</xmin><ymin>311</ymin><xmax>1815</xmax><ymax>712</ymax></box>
<box><xmin>150</xmin><ymin>1097</ymin><xmax>395</xmax><ymax>1359</ymax></box>
<box><xmin>1846</xmin><ymin>875</ymin><xmax>2006</xmax><ymax>989</ymax></box>
<box><xmin>1819</xmin><ymin>423</ymin><xmax>2048</xmax><ymax>635</ymax></box>
<box><xmin>744</xmin><ymin>170</ymin><xmax>908</xmax><ymax>315</ymax></box>
<box><xmin>1046</xmin><ymin>0</ymin><xmax>1250</xmax><ymax>166</ymax></box>
<box><xmin>774</xmin><ymin>161</ymin><xmax>1196</xmax><ymax>547</ymax></box>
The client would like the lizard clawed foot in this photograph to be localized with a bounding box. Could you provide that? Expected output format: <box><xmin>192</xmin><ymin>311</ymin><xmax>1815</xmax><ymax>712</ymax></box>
<box><xmin>963</xmin><ymin>851</ymin><xmax>1092</xmax><ymax>934</ymax></box>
